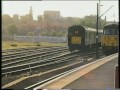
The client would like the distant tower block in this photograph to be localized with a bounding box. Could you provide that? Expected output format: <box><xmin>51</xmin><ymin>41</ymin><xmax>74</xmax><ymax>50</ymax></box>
<box><xmin>113</xmin><ymin>13</ymin><xmax>116</xmax><ymax>22</ymax></box>
<box><xmin>29</xmin><ymin>6</ymin><xmax>33</xmax><ymax>20</ymax></box>
<box><xmin>13</xmin><ymin>14</ymin><xmax>19</xmax><ymax>23</ymax></box>
<box><xmin>105</xmin><ymin>16</ymin><xmax>106</xmax><ymax>21</ymax></box>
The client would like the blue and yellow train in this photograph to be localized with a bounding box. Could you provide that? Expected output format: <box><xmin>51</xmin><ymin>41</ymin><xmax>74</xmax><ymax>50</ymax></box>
<box><xmin>68</xmin><ymin>25</ymin><xmax>102</xmax><ymax>52</ymax></box>
<box><xmin>101</xmin><ymin>23</ymin><xmax>119</xmax><ymax>55</ymax></box>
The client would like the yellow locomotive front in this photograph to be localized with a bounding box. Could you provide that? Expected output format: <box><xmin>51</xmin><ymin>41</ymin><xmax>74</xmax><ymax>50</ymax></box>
<box><xmin>71</xmin><ymin>36</ymin><xmax>81</xmax><ymax>44</ymax></box>
<box><xmin>101</xmin><ymin>35</ymin><xmax>118</xmax><ymax>47</ymax></box>
<box><xmin>101</xmin><ymin>23</ymin><xmax>119</xmax><ymax>55</ymax></box>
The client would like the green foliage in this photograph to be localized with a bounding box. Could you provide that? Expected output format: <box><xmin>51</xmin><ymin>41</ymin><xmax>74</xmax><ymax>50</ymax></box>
<box><xmin>80</xmin><ymin>15</ymin><xmax>97</xmax><ymax>28</ymax></box>
<box><xmin>66</xmin><ymin>17</ymin><xmax>81</xmax><ymax>25</ymax></box>
<box><xmin>27</xmin><ymin>32</ymin><xmax>34</xmax><ymax>36</ymax></box>
<box><xmin>100</xmin><ymin>19</ymin><xmax>108</xmax><ymax>29</ymax></box>
<box><xmin>11</xmin><ymin>43</ymin><xmax>17</xmax><ymax>47</ymax></box>
<box><xmin>80</xmin><ymin>15</ymin><xmax>108</xmax><ymax>29</ymax></box>
<box><xmin>2</xmin><ymin>14</ymin><xmax>14</xmax><ymax>26</ymax></box>
<box><xmin>7</xmin><ymin>24</ymin><xmax>17</xmax><ymax>35</ymax></box>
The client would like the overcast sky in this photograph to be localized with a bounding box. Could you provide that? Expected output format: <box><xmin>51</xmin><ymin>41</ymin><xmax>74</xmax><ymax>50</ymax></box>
<box><xmin>2</xmin><ymin>0</ymin><xmax>119</xmax><ymax>22</ymax></box>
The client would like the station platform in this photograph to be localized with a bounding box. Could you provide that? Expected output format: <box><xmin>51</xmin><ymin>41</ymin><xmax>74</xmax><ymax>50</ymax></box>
<box><xmin>34</xmin><ymin>53</ymin><xmax>118</xmax><ymax>90</ymax></box>
<box><xmin>63</xmin><ymin>56</ymin><xmax>118</xmax><ymax>89</ymax></box>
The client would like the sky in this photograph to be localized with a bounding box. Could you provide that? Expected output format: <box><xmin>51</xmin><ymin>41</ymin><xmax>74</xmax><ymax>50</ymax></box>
<box><xmin>2</xmin><ymin>0</ymin><xmax>119</xmax><ymax>22</ymax></box>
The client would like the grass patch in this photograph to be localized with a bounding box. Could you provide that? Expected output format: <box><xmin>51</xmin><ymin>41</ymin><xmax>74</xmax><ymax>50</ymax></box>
<box><xmin>2</xmin><ymin>41</ymin><xmax>67</xmax><ymax>50</ymax></box>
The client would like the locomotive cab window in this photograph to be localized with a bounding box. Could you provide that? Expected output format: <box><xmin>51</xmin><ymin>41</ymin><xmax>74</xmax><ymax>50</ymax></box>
<box><xmin>111</xmin><ymin>28</ymin><xmax>117</xmax><ymax>35</ymax></box>
<box><xmin>117</xmin><ymin>28</ymin><xmax>119</xmax><ymax>35</ymax></box>
<box><xmin>103</xmin><ymin>24</ymin><xmax>118</xmax><ymax>35</ymax></box>
<box><xmin>103</xmin><ymin>28</ymin><xmax>117</xmax><ymax>35</ymax></box>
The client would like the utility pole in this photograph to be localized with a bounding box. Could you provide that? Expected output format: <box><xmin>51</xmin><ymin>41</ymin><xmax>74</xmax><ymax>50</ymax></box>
<box><xmin>99</xmin><ymin>0</ymin><xmax>100</xmax><ymax>30</ymax></box>
<box><xmin>96</xmin><ymin>0</ymin><xmax>102</xmax><ymax>59</ymax></box>
<box><xmin>96</xmin><ymin>3</ymin><xmax>99</xmax><ymax>59</ymax></box>
<box><xmin>96</xmin><ymin>1</ymin><xmax>113</xmax><ymax>59</ymax></box>
<box><xmin>98</xmin><ymin>0</ymin><xmax>102</xmax><ymax>29</ymax></box>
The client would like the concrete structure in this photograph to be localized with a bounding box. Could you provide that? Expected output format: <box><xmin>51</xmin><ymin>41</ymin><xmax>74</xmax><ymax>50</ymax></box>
<box><xmin>13</xmin><ymin>14</ymin><xmax>19</xmax><ymax>23</ymax></box>
<box><xmin>29</xmin><ymin>6</ymin><xmax>33</xmax><ymax>21</ymax></box>
<box><xmin>34</xmin><ymin>53</ymin><xmax>118</xmax><ymax>90</ymax></box>
<box><xmin>44</xmin><ymin>11</ymin><xmax>60</xmax><ymax>18</ymax></box>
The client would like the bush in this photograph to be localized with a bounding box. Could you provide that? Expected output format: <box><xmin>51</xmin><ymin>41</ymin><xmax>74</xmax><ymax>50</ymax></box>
<box><xmin>11</xmin><ymin>43</ymin><xmax>17</xmax><ymax>47</ymax></box>
<box><xmin>7</xmin><ymin>24</ymin><xmax>17</xmax><ymax>35</ymax></box>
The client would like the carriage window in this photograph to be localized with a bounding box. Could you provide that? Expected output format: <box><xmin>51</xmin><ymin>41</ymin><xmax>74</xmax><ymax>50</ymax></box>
<box><xmin>117</xmin><ymin>29</ymin><xmax>119</xmax><ymax>35</ymax></box>
<box><xmin>75</xmin><ymin>31</ymin><xmax>78</xmax><ymax>34</ymax></box>
<box><xmin>89</xmin><ymin>32</ymin><xmax>91</xmax><ymax>38</ymax></box>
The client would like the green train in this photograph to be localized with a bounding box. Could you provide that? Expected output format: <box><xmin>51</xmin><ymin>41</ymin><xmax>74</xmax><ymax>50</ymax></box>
<box><xmin>68</xmin><ymin>25</ymin><xmax>102</xmax><ymax>52</ymax></box>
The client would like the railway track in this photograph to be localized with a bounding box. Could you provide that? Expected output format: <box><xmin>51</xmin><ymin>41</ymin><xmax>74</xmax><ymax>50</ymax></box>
<box><xmin>2</xmin><ymin>49</ymin><xmax>105</xmax><ymax>89</ymax></box>
<box><xmin>2</xmin><ymin>46</ymin><xmax>64</xmax><ymax>56</ymax></box>
<box><xmin>2</xmin><ymin>47</ymin><xmax>67</xmax><ymax>68</ymax></box>
<box><xmin>2</xmin><ymin>51</ymin><xmax>75</xmax><ymax>76</ymax></box>
<box><xmin>2</xmin><ymin>47</ymin><xmax>38</xmax><ymax>55</ymax></box>
<box><xmin>25</xmin><ymin>66</ymin><xmax>82</xmax><ymax>89</ymax></box>
<box><xmin>2</xmin><ymin>46</ymin><xmax>66</xmax><ymax>59</ymax></box>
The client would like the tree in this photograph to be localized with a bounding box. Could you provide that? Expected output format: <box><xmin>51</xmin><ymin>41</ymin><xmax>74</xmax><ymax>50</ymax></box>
<box><xmin>99</xmin><ymin>19</ymin><xmax>108</xmax><ymax>29</ymax></box>
<box><xmin>66</xmin><ymin>17</ymin><xmax>81</xmax><ymax>25</ymax></box>
<box><xmin>80</xmin><ymin>15</ymin><xmax>108</xmax><ymax>29</ymax></box>
<box><xmin>80</xmin><ymin>15</ymin><xmax>97</xmax><ymax>28</ymax></box>
<box><xmin>7</xmin><ymin>24</ymin><xmax>17</xmax><ymax>35</ymax></box>
<box><xmin>2</xmin><ymin>14</ymin><xmax>14</xmax><ymax>26</ymax></box>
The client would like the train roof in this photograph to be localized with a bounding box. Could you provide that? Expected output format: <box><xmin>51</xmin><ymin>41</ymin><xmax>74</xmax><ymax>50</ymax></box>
<box><xmin>68</xmin><ymin>25</ymin><xmax>85</xmax><ymax>32</ymax></box>
<box><xmin>103</xmin><ymin>23</ymin><xmax>119</xmax><ymax>28</ymax></box>
<box><xmin>68</xmin><ymin>25</ymin><xmax>103</xmax><ymax>32</ymax></box>
<box><xmin>84</xmin><ymin>26</ymin><xmax>103</xmax><ymax>32</ymax></box>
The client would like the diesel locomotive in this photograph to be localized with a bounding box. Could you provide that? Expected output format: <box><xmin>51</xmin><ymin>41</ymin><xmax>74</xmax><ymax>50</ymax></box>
<box><xmin>101</xmin><ymin>23</ymin><xmax>119</xmax><ymax>55</ymax></box>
